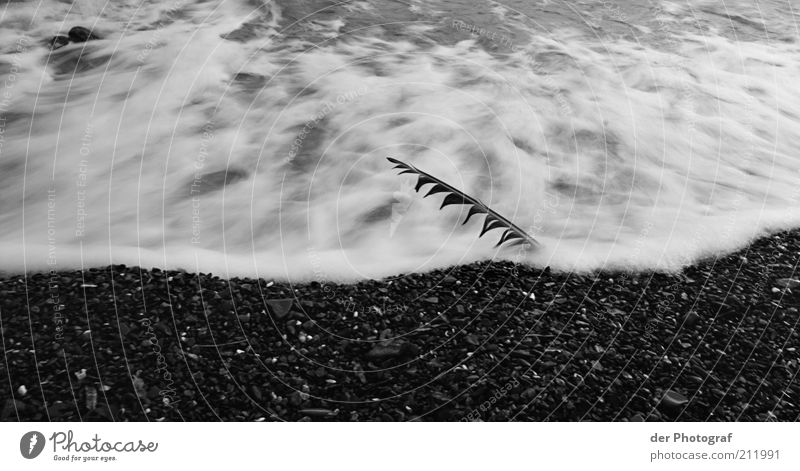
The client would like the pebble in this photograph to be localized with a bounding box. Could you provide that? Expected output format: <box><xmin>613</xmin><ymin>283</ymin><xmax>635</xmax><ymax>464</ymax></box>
<box><xmin>683</xmin><ymin>311</ymin><xmax>700</xmax><ymax>327</ymax></box>
<box><xmin>85</xmin><ymin>386</ymin><xmax>98</xmax><ymax>410</ymax></box>
<box><xmin>661</xmin><ymin>390</ymin><xmax>689</xmax><ymax>409</ymax></box>
<box><xmin>776</xmin><ymin>278</ymin><xmax>800</xmax><ymax>289</ymax></box>
<box><xmin>68</xmin><ymin>26</ymin><xmax>100</xmax><ymax>43</ymax></box>
<box><xmin>299</xmin><ymin>408</ymin><xmax>338</xmax><ymax>418</ymax></box>
<box><xmin>49</xmin><ymin>35</ymin><xmax>69</xmax><ymax>50</ymax></box>
<box><xmin>265</xmin><ymin>298</ymin><xmax>294</xmax><ymax>318</ymax></box>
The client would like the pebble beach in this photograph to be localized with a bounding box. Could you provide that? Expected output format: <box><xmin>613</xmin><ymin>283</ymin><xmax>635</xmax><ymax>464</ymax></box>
<box><xmin>2</xmin><ymin>230</ymin><xmax>798</xmax><ymax>422</ymax></box>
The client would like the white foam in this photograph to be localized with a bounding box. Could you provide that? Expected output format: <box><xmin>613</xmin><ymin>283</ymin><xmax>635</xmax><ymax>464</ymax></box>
<box><xmin>1</xmin><ymin>0</ymin><xmax>799</xmax><ymax>280</ymax></box>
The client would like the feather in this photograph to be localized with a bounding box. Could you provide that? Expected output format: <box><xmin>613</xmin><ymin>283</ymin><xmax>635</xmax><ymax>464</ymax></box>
<box><xmin>479</xmin><ymin>217</ymin><xmax>505</xmax><ymax>237</ymax></box>
<box><xmin>462</xmin><ymin>205</ymin><xmax>487</xmax><ymax>225</ymax></box>
<box><xmin>387</xmin><ymin>157</ymin><xmax>538</xmax><ymax>248</ymax></box>
<box><xmin>440</xmin><ymin>193</ymin><xmax>467</xmax><ymax>208</ymax></box>
<box><xmin>425</xmin><ymin>183</ymin><xmax>451</xmax><ymax>197</ymax></box>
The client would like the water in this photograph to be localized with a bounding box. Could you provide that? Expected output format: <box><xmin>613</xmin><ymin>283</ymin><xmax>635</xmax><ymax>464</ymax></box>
<box><xmin>1</xmin><ymin>0</ymin><xmax>799</xmax><ymax>280</ymax></box>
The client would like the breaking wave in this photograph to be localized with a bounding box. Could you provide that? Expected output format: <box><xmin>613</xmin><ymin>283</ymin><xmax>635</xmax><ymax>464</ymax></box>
<box><xmin>1</xmin><ymin>0</ymin><xmax>799</xmax><ymax>280</ymax></box>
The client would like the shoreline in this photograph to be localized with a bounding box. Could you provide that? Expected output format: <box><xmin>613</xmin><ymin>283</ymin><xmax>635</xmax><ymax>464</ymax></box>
<box><xmin>1</xmin><ymin>230</ymin><xmax>798</xmax><ymax>421</ymax></box>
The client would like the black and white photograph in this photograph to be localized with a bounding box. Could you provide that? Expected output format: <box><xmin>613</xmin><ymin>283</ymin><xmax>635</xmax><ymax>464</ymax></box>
<box><xmin>1</xmin><ymin>0</ymin><xmax>799</xmax><ymax>467</ymax></box>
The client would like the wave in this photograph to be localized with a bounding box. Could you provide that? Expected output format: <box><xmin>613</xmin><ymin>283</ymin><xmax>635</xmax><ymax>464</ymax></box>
<box><xmin>0</xmin><ymin>0</ymin><xmax>799</xmax><ymax>280</ymax></box>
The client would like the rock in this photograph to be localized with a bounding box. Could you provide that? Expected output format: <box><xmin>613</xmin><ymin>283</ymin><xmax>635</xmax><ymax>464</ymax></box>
<box><xmin>353</xmin><ymin>363</ymin><xmax>367</xmax><ymax>384</ymax></box>
<box><xmin>365</xmin><ymin>344</ymin><xmax>402</xmax><ymax>360</ymax></box>
<box><xmin>661</xmin><ymin>390</ymin><xmax>689</xmax><ymax>409</ymax></box>
<box><xmin>400</xmin><ymin>342</ymin><xmax>421</xmax><ymax>358</ymax></box>
<box><xmin>48</xmin><ymin>35</ymin><xmax>69</xmax><ymax>50</ymax></box>
<box><xmin>776</xmin><ymin>278</ymin><xmax>800</xmax><ymax>289</ymax></box>
<box><xmin>288</xmin><ymin>391</ymin><xmax>305</xmax><ymax>406</ymax></box>
<box><xmin>366</xmin><ymin>341</ymin><xmax>419</xmax><ymax>361</ymax></box>
<box><xmin>68</xmin><ymin>26</ymin><xmax>100</xmax><ymax>43</ymax></box>
<box><xmin>85</xmin><ymin>386</ymin><xmax>98</xmax><ymax>410</ymax></box>
<box><xmin>299</xmin><ymin>408</ymin><xmax>338</xmax><ymax>418</ymax></box>
<box><xmin>265</xmin><ymin>298</ymin><xmax>294</xmax><ymax>318</ymax></box>
<box><xmin>683</xmin><ymin>311</ymin><xmax>700</xmax><ymax>327</ymax></box>
<box><xmin>1</xmin><ymin>399</ymin><xmax>25</xmax><ymax>420</ymax></box>
<box><xmin>74</xmin><ymin>369</ymin><xmax>87</xmax><ymax>381</ymax></box>
<box><xmin>132</xmin><ymin>376</ymin><xmax>147</xmax><ymax>399</ymax></box>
